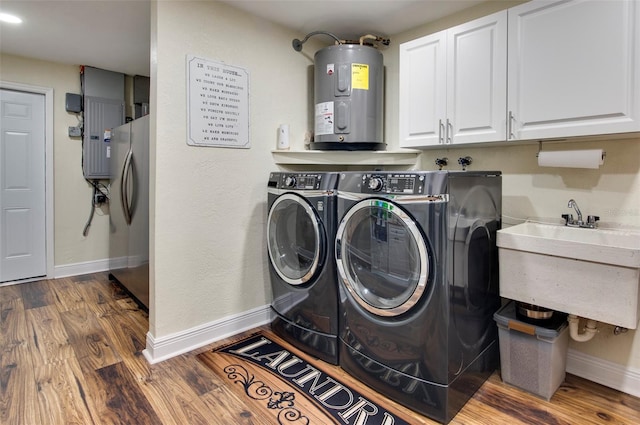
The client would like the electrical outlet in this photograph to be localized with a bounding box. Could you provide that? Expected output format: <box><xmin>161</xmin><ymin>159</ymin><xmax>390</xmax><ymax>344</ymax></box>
<box><xmin>68</xmin><ymin>126</ymin><xmax>81</xmax><ymax>137</ymax></box>
<box><xmin>94</xmin><ymin>193</ymin><xmax>107</xmax><ymax>204</ymax></box>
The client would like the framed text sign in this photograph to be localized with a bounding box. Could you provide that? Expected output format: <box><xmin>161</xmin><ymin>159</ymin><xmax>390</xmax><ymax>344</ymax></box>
<box><xmin>186</xmin><ymin>55</ymin><xmax>250</xmax><ymax>148</ymax></box>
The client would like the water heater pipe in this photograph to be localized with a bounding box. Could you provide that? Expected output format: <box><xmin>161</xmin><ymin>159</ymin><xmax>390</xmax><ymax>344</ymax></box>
<box><xmin>359</xmin><ymin>34</ymin><xmax>391</xmax><ymax>47</ymax></box>
<box><xmin>292</xmin><ymin>31</ymin><xmax>342</xmax><ymax>51</ymax></box>
<box><xmin>568</xmin><ymin>314</ymin><xmax>598</xmax><ymax>342</ymax></box>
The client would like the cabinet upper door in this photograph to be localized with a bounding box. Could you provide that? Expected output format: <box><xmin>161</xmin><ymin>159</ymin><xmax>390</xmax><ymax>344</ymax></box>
<box><xmin>447</xmin><ymin>11</ymin><xmax>507</xmax><ymax>144</ymax></box>
<box><xmin>508</xmin><ymin>0</ymin><xmax>640</xmax><ymax>140</ymax></box>
<box><xmin>399</xmin><ymin>32</ymin><xmax>447</xmax><ymax>148</ymax></box>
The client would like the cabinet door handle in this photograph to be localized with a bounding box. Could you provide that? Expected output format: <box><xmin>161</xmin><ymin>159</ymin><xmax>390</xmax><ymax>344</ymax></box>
<box><xmin>438</xmin><ymin>119</ymin><xmax>444</xmax><ymax>144</ymax></box>
<box><xmin>508</xmin><ymin>111</ymin><xmax>516</xmax><ymax>140</ymax></box>
<box><xmin>446</xmin><ymin>119</ymin><xmax>452</xmax><ymax>144</ymax></box>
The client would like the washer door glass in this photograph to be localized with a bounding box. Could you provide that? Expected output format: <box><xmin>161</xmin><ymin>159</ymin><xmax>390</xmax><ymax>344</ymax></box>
<box><xmin>336</xmin><ymin>199</ymin><xmax>429</xmax><ymax>316</ymax></box>
<box><xmin>268</xmin><ymin>193</ymin><xmax>322</xmax><ymax>285</ymax></box>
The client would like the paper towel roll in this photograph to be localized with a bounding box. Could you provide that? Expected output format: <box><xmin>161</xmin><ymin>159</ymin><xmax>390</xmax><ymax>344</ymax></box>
<box><xmin>537</xmin><ymin>149</ymin><xmax>604</xmax><ymax>169</ymax></box>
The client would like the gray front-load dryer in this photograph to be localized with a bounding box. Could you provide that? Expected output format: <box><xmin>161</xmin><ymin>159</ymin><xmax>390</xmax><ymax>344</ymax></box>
<box><xmin>267</xmin><ymin>172</ymin><xmax>339</xmax><ymax>364</ymax></box>
<box><xmin>335</xmin><ymin>171</ymin><xmax>502</xmax><ymax>423</ymax></box>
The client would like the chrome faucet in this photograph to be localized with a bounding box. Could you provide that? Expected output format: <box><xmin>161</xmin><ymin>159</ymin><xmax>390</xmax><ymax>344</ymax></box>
<box><xmin>562</xmin><ymin>199</ymin><xmax>599</xmax><ymax>228</ymax></box>
<box><xmin>567</xmin><ymin>199</ymin><xmax>583</xmax><ymax>224</ymax></box>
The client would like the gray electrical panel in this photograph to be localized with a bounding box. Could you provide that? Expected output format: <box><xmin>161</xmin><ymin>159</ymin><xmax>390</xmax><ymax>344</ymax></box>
<box><xmin>81</xmin><ymin>66</ymin><xmax>125</xmax><ymax>179</ymax></box>
<box><xmin>83</xmin><ymin>96</ymin><xmax>124</xmax><ymax>179</ymax></box>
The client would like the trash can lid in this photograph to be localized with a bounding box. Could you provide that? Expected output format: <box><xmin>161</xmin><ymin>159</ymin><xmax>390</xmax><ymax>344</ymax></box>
<box><xmin>494</xmin><ymin>301</ymin><xmax>567</xmax><ymax>338</ymax></box>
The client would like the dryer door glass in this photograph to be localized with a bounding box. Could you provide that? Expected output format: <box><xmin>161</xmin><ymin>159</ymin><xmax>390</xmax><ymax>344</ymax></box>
<box><xmin>336</xmin><ymin>199</ymin><xmax>429</xmax><ymax>316</ymax></box>
<box><xmin>268</xmin><ymin>193</ymin><xmax>323</xmax><ymax>285</ymax></box>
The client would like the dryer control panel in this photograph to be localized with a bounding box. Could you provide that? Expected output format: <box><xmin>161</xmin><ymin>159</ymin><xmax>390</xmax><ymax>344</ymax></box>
<box><xmin>362</xmin><ymin>173</ymin><xmax>424</xmax><ymax>194</ymax></box>
<box><xmin>281</xmin><ymin>174</ymin><xmax>320</xmax><ymax>190</ymax></box>
<box><xmin>269</xmin><ymin>172</ymin><xmax>338</xmax><ymax>191</ymax></box>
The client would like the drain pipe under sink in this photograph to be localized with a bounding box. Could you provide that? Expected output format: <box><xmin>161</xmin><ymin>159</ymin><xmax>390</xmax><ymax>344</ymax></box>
<box><xmin>568</xmin><ymin>314</ymin><xmax>598</xmax><ymax>342</ymax></box>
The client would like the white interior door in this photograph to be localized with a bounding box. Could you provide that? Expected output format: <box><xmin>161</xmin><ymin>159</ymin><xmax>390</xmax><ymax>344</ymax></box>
<box><xmin>0</xmin><ymin>89</ymin><xmax>46</xmax><ymax>282</ymax></box>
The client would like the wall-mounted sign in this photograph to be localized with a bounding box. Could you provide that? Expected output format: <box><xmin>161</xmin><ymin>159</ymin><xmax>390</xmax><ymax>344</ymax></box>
<box><xmin>186</xmin><ymin>55</ymin><xmax>250</xmax><ymax>148</ymax></box>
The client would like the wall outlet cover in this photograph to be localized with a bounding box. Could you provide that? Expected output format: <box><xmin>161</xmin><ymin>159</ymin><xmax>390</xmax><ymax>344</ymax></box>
<box><xmin>68</xmin><ymin>126</ymin><xmax>82</xmax><ymax>137</ymax></box>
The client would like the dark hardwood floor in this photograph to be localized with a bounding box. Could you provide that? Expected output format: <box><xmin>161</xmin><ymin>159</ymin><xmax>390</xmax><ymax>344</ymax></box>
<box><xmin>1</xmin><ymin>273</ymin><xmax>639</xmax><ymax>424</ymax></box>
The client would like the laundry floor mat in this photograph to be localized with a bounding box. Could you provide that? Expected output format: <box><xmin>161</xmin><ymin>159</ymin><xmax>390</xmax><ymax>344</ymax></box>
<box><xmin>197</xmin><ymin>332</ymin><xmax>413</xmax><ymax>425</ymax></box>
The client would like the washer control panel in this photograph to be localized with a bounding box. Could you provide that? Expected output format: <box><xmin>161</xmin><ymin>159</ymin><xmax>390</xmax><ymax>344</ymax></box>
<box><xmin>362</xmin><ymin>174</ymin><xmax>424</xmax><ymax>194</ymax></box>
<box><xmin>277</xmin><ymin>173</ymin><xmax>322</xmax><ymax>190</ymax></box>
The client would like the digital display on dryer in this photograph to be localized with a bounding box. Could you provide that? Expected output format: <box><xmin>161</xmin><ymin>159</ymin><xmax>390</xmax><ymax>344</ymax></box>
<box><xmin>387</xmin><ymin>177</ymin><xmax>416</xmax><ymax>194</ymax></box>
<box><xmin>296</xmin><ymin>176</ymin><xmax>317</xmax><ymax>189</ymax></box>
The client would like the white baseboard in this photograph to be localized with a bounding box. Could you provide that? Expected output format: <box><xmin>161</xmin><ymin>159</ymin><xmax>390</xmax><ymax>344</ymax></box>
<box><xmin>142</xmin><ymin>304</ymin><xmax>273</xmax><ymax>364</ymax></box>
<box><xmin>567</xmin><ymin>348</ymin><xmax>640</xmax><ymax>398</ymax></box>
<box><xmin>5</xmin><ymin>257</ymin><xmax>117</xmax><ymax>283</ymax></box>
<box><xmin>54</xmin><ymin>257</ymin><xmax>126</xmax><ymax>278</ymax></box>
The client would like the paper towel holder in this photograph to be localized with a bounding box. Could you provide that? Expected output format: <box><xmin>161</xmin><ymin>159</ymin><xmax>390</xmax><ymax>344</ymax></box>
<box><xmin>536</xmin><ymin>141</ymin><xmax>606</xmax><ymax>163</ymax></box>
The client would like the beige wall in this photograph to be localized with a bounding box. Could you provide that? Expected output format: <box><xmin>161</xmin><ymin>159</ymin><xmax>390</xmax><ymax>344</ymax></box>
<box><xmin>383</xmin><ymin>2</ymin><xmax>640</xmax><ymax>371</ymax></box>
<box><xmin>150</xmin><ymin>1</ymin><xmax>323</xmax><ymax>338</ymax></box>
<box><xmin>0</xmin><ymin>54</ymin><xmax>111</xmax><ymax>267</ymax></box>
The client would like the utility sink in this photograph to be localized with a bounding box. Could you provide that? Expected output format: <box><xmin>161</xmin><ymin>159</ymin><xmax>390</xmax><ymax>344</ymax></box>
<box><xmin>497</xmin><ymin>222</ymin><xmax>640</xmax><ymax>329</ymax></box>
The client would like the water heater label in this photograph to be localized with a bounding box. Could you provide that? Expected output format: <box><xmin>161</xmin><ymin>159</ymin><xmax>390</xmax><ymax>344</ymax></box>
<box><xmin>352</xmin><ymin>63</ymin><xmax>369</xmax><ymax>90</ymax></box>
<box><xmin>315</xmin><ymin>101</ymin><xmax>334</xmax><ymax>136</ymax></box>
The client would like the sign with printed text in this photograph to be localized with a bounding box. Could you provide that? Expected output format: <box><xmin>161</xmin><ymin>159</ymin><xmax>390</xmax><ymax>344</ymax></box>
<box><xmin>187</xmin><ymin>55</ymin><xmax>250</xmax><ymax>148</ymax></box>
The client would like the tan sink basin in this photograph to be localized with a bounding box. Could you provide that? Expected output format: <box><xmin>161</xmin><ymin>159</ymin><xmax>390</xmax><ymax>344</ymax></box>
<box><xmin>497</xmin><ymin>222</ymin><xmax>640</xmax><ymax>268</ymax></box>
<box><xmin>497</xmin><ymin>222</ymin><xmax>640</xmax><ymax>329</ymax></box>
